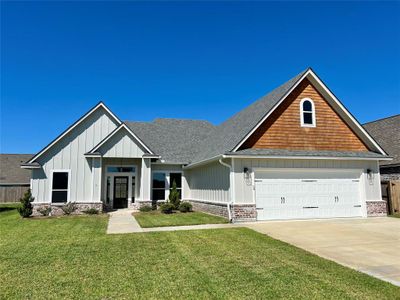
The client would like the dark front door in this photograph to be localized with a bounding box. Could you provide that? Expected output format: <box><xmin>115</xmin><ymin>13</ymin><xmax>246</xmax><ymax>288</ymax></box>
<box><xmin>113</xmin><ymin>176</ymin><xmax>128</xmax><ymax>209</ymax></box>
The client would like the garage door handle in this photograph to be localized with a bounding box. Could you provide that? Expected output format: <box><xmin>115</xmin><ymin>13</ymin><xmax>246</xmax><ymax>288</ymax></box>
<box><xmin>256</xmin><ymin>208</ymin><xmax>263</xmax><ymax>210</ymax></box>
<box><xmin>303</xmin><ymin>206</ymin><xmax>319</xmax><ymax>209</ymax></box>
<box><xmin>354</xmin><ymin>205</ymin><xmax>361</xmax><ymax>207</ymax></box>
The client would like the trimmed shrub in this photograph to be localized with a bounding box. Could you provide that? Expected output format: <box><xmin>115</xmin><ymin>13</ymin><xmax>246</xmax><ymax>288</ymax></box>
<box><xmin>17</xmin><ymin>189</ymin><xmax>34</xmax><ymax>218</ymax></box>
<box><xmin>160</xmin><ymin>202</ymin><xmax>174</xmax><ymax>214</ymax></box>
<box><xmin>38</xmin><ymin>206</ymin><xmax>51</xmax><ymax>216</ymax></box>
<box><xmin>168</xmin><ymin>180</ymin><xmax>181</xmax><ymax>209</ymax></box>
<box><xmin>179</xmin><ymin>202</ymin><xmax>192</xmax><ymax>213</ymax></box>
<box><xmin>139</xmin><ymin>205</ymin><xmax>152</xmax><ymax>212</ymax></box>
<box><xmin>62</xmin><ymin>202</ymin><xmax>77</xmax><ymax>215</ymax></box>
<box><xmin>83</xmin><ymin>208</ymin><xmax>99</xmax><ymax>215</ymax></box>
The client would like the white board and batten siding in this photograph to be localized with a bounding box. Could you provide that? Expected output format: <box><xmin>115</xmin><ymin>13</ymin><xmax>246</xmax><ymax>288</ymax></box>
<box><xmin>98</xmin><ymin>128</ymin><xmax>146</xmax><ymax>158</ymax></box>
<box><xmin>31</xmin><ymin>107</ymin><xmax>119</xmax><ymax>203</ymax></box>
<box><xmin>185</xmin><ymin>161</ymin><xmax>230</xmax><ymax>203</ymax></box>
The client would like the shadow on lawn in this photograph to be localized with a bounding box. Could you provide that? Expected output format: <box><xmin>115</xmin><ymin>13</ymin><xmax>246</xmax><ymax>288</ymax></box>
<box><xmin>0</xmin><ymin>205</ymin><xmax>19</xmax><ymax>213</ymax></box>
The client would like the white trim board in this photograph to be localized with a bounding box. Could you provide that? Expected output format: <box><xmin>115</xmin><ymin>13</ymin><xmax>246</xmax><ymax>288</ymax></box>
<box><xmin>225</xmin><ymin>154</ymin><xmax>391</xmax><ymax>161</ymax></box>
<box><xmin>232</xmin><ymin>69</ymin><xmax>387</xmax><ymax>156</ymax></box>
<box><xmin>27</xmin><ymin>102</ymin><xmax>122</xmax><ymax>164</ymax></box>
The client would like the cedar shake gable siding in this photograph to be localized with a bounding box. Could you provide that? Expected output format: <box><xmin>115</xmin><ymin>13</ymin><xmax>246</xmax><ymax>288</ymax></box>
<box><xmin>240</xmin><ymin>79</ymin><xmax>369</xmax><ymax>152</ymax></box>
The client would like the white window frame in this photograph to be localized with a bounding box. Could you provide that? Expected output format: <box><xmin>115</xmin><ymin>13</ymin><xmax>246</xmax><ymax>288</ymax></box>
<box><xmin>300</xmin><ymin>98</ymin><xmax>316</xmax><ymax>127</ymax></box>
<box><xmin>50</xmin><ymin>169</ymin><xmax>71</xmax><ymax>203</ymax></box>
<box><xmin>151</xmin><ymin>171</ymin><xmax>183</xmax><ymax>201</ymax></box>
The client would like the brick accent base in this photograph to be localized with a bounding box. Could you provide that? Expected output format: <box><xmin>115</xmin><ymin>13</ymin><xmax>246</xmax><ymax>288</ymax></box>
<box><xmin>188</xmin><ymin>200</ymin><xmax>229</xmax><ymax>218</ymax></box>
<box><xmin>366</xmin><ymin>201</ymin><xmax>387</xmax><ymax>217</ymax></box>
<box><xmin>232</xmin><ymin>204</ymin><xmax>256</xmax><ymax>222</ymax></box>
<box><xmin>187</xmin><ymin>200</ymin><xmax>257</xmax><ymax>222</ymax></box>
<box><xmin>32</xmin><ymin>202</ymin><xmax>103</xmax><ymax>217</ymax></box>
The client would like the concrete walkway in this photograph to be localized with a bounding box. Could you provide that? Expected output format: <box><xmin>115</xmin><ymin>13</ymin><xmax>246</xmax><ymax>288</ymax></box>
<box><xmin>107</xmin><ymin>209</ymin><xmax>143</xmax><ymax>234</ymax></box>
<box><xmin>107</xmin><ymin>209</ymin><xmax>242</xmax><ymax>234</ymax></box>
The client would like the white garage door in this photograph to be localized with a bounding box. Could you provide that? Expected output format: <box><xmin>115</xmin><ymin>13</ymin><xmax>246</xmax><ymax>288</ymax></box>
<box><xmin>255</xmin><ymin>169</ymin><xmax>363</xmax><ymax>220</ymax></box>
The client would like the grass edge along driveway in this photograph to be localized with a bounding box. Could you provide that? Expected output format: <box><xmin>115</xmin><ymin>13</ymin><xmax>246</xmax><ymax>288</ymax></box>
<box><xmin>1</xmin><ymin>205</ymin><xmax>399</xmax><ymax>299</ymax></box>
<box><xmin>133</xmin><ymin>210</ymin><xmax>229</xmax><ymax>228</ymax></box>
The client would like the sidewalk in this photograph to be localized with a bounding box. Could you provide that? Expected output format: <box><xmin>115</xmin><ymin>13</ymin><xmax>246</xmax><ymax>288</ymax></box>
<box><xmin>106</xmin><ymin>209</ymin><xmax>240</xmax><ymax>234</ymax></box>
<box><xmin>107</xmin><ymin>209</ymin><xmax>143</xmax><ymax>234</ymax></box>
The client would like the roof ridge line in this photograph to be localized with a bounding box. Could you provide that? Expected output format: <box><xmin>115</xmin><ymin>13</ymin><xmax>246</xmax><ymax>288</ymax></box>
<box><xmin>363</xmin><ymin>114</ymin><xmax>400</xmax><ymax>125</ymax></box>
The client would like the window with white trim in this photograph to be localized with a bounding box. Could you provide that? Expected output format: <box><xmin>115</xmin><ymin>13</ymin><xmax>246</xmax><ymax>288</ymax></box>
<box><xmin>51</xmin><ymin>171</ymin><xmax>69</xmax><ymax>203</ymax></box>
<box><xmin>300</xmin><ymin>98</ymin><xmax>316</xmax><ymax>127</ymax></box>
<box><xmin>152</xmin><ymin>172</ymin><xmax>182</xmax><ymax>201</ymax></box>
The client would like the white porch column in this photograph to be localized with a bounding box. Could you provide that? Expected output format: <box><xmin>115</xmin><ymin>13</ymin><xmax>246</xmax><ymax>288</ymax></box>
<box><xmin>91</xmin><ymin>157</ymin><xmax>102</xmax><ymax>202</ymax></box>
<box><xmin>140</xmin><ymin>158</ymin><xmax>151</xmax><ymax>202</ymax></box>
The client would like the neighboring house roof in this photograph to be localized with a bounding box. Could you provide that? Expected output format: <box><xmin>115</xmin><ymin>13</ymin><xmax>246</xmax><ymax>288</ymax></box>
<box><xmin>125</xmin><ymin>118</ymin><xmax>216</xmax><ymax>164</ymax></box>
<box><xmin>0</xmin><ymin>154</ymin><xmax>33</xmax><ymax>184</ymax></box>
<box><xmin>363</xmin><ymin>115</ymin><xmax>400</xmax><ymax>167</ymax></box>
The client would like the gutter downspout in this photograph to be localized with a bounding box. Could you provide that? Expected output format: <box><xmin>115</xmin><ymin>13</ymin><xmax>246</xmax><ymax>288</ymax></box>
<box><xmin>219</xmin><ymin>156</ymin><xmax>234</xmax><ymax>223</ymax></box>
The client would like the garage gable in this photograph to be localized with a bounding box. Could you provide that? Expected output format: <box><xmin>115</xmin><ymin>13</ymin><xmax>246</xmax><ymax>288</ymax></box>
<box><xmin>239</xmin><ymin>78</ymin><xmax>370</xmax><ymax>152</ymax></box>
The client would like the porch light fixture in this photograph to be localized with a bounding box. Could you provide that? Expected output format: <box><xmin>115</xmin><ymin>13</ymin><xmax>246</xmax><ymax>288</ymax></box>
<box><xmin>366</xmin><ymin>168</ymin><xmax>374</xmax><ymax>183</ymax></box>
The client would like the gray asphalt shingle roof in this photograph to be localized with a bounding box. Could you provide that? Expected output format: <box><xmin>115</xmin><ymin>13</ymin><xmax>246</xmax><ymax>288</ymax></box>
<box><xmin>124</xmin><ymin>68</ymin><xmax>387</xmax><ymax>164</ymax></box>
<box><xmin>363</xmin><ymin>115</ymin><xmax>400</xmax><ymax>166</ymax></box>
<box><xmin>0</xmin><ymin>154</ymin><xmax>33</xmax><ymax>184</ymax></box>
<box><xmin>125</xmin><ymin>118</ymin><xmax>216</xmax><ymax>164</ymax></box>
<box><xmin>226</xmin><ymin>148</ymin><xmax>388</xmax><ymax>159</ymax></box>
<box><xmin>125</xmin><ymin>69</ymin><xmax>308</xmax><ymax>164</ymax></box>
<box><xmin>190</xmin><ymin>68</ymin><xmax>309</xmax><ymax>163</ymax></box>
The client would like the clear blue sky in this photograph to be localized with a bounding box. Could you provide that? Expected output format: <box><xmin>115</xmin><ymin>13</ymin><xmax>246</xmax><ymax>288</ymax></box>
<box><xmin>1</xmin><ymin>1</ymin><xmax>399</xmax><ymax>154</ymax></box>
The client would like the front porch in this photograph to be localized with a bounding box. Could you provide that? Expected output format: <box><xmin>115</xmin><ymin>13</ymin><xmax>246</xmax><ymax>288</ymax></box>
<box><xmin>100</xmin><ymin>157</ymin><xmax>151</xmax><ymax>210</ymax></box>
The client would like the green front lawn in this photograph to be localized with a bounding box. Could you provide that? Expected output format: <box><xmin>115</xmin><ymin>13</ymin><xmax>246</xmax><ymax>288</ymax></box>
<box><xmin>1</xmin><ymin>206</ymin><xmax>399</xmax><ymax>299</ymax></box>
<box><xmin>134</xmin><ymin>210</ymin><xmax>228</xmax><ymax>228</ymax></box>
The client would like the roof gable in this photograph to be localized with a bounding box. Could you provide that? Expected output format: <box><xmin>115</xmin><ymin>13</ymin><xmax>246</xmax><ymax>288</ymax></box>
<box><xmin>87</xmin><ymin>123</ymin><xmax>155</xmax><ymax>156</ymax></box>
<box><xmin>232</xmin><ymin>69</ymin><xmax>386</xmax><ymax>155</ymax></box>
<box><xmin>189</xmin><ymin>68</ymin><xmax>386</xmax><ymax>164</ymax></box>
<box><xmin>26</xmin><ymin>102</ymin><xmax>122</xmax><ymax>164</ymax></box>
<box><xmin>239</xmin><ymin>78</ymin><xmax>370</xmax><ymax>152</ymax></box>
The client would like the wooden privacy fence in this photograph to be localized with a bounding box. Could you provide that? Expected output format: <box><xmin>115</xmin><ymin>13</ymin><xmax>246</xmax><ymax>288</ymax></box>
<box><xmin>0</xmin><ymin>185</ymin><xmax>30</xmax><ymax>203</ymax></box>
<box><xmin>381</xmin><ymin>180</ymin><xmax>400</xmax><ymax>215</ymax></box>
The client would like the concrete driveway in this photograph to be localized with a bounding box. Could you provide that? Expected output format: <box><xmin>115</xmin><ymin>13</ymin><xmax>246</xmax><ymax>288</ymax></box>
<box><xmin>246</xmin><ymin>217</ymin><xmax>400</xmax><ymax>286</ymax></box>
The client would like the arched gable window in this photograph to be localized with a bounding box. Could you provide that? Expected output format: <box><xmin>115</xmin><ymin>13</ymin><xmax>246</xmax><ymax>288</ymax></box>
<box><xmin>300</xmin><ymin>98</ymin><xmax>316</xmax><ymax>127</ymax></box>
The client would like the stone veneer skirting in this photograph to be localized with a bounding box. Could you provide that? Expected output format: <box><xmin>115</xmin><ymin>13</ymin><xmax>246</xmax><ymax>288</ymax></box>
<box><xmin>188</xmin><ymin>200</ymin><xmax>229</xmax><ymax>218</ymax></box>
<box><xmin>187</xmin><ymin>200</ymin><xmax>257</xmax><ymax>222</ymax></box>
<box><xmin>366</xmin><ymin>201</ymin><xmax>387</xmax><ymax>217</ymax></box>
<box><xmin>32</xmin><ymin>202</ymin><xmax>103</xmax><ymax>217</ymax></box>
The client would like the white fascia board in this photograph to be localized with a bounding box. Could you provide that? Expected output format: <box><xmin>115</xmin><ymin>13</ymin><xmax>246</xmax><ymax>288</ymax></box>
<box><xmin>21</xmin><ymin>164</ymin><xmax>42</xmax><ymax>169</ymax></box>
<box><xmin>183</xmin><ymin>155</ymin><xmax>222</xmax><ymax>170</ymax></box>
<box><xmin>84</xmin><ymin>154</ymin><xmax>102</xmax><ymax>158</ymax></box>
<box><xmin>88</xmin><ymin>123</ymin><xmax>155</xmax><ymax>155</ymax></box>
<box><xmin>224</xmin><ymin>154</ymin><xmax>392</xmax><ymax>161</ymax></box>
<box><xmin>232</xmin><ymin>69</ymin><xmax>387</xmax><ymax>156</ymax></box>
<box><xmin>27</xmin><ymin>102</ymin><xmax>122</xmax><ymax>164</ymax></box>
